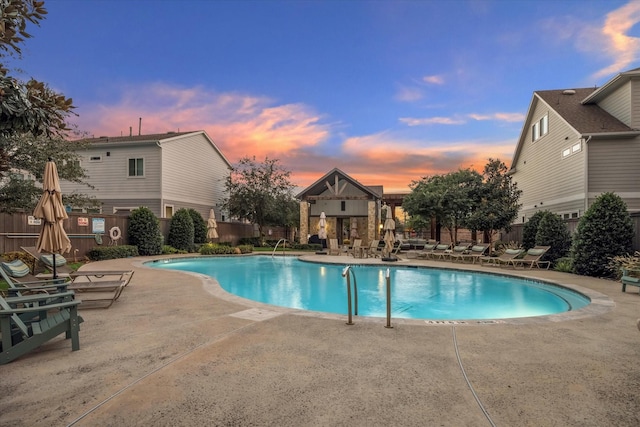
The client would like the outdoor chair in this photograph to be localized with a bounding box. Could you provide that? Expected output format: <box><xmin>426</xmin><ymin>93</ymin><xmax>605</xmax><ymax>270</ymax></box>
<box><xmin>621</xmin><ymin>268</ymin><xmax>640</xmax><ymax>293</ymax></box>
<box><xmin>412</xmin><ymin>241</ymin><xmax>439</xmax><ymax>259</ymax></box>
<box><xmin>444</xmin><ymin>243</ymin><xmax>472</xmax><ymax>262</ymax></box>
<box><xmin>21</xmin><ymin>246</ymin><xmax>72</xmax><ymax>279</ymax></box>
<box><xmin>348</xmin><ymin>239</ymin><xmax>363</xmax><ymax>258</ymax></box>
<box><xmin>459</xmin><ymin>244</ymin><xmax>490</xmax><ymax>264</ymax></box>
<box><xmin>0</xmin><ymin>292</ymin><xmax>83</xmax><ymax>364</ymax></box>
<box><xmin>366</xmin><ymin>240</ymin><xmax>381</xmax><ymax>258</ymax></box>
<box><xmin>428</xmin><ymin>243</ymin><xmax>453</xmax><ymax>260</ymax></box>
<box><xmin>479</xmin><ymin>248</ymin><xmax>524</xmax><ymax>267</ymax></box>
<box><xmin>506</xmin><ymin>246</ymin><xmax>551</xmax><ymax>269</ymax></box>
<box><xmin>328</xmin><ymin>239</ymin><xmax>341</xmax><ymax>256</ymax></box>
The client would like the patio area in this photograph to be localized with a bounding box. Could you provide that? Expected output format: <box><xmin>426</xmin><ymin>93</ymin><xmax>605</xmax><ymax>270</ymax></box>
<box><xmin>0</xmin><ymin>254</ymin><xmax>639</xmax><ymax>426</ymax></box>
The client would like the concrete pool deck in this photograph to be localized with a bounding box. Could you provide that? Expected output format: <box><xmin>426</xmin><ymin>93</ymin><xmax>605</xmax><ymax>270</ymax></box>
<box><xmin>1</xmin><ymin>253</ymin><xmax>639</xmax><ymax>426</ymax></box>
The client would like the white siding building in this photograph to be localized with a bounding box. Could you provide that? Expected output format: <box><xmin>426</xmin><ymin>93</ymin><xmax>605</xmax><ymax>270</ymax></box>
<box><xmin>510</xmin><ymin>68</ymin><xmax>640</xmax><ymax>223</ymax></box>
<box><xmin>61</xmin><ymin>131</ymin><xmax>232</xmax><ymax>219</ymax></box>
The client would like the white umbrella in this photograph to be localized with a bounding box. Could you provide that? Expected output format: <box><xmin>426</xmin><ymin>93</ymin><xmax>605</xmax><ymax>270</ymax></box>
<box><xmin>382</xmin><ymin>205</ymin><xmax>396</xmax><ymax>259</ymax></box>
<box><xmin>33</xmin><ymin>159</ymin><xmax>71</xmax><ymax>278</ymax></box>
<box><xmin>318</xmin><ymin>212</ymin><xmax>327</xmax><ymax>248</ymax></box>
<box><xmin>207</xmin><ymin>208</ymin><xmax>218</xmax><ymax>240</ymax></box>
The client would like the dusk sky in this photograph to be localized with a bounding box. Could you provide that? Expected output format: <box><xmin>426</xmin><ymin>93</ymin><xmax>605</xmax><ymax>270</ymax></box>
<box><xmin>9</xmin><ymin>0</ymin><xmax>640</xmax><ymax>192</ymax></box>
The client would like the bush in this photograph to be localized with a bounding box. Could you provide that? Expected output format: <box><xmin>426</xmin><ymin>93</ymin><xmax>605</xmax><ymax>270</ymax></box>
<box><xmin>522</xmin><ymin>211</ymin><xmax>547</xmax><ymax>250</ymax></box>
<box><xmin>168</xmin><ymin>208</ymin><xmax>195</xmax><ymax>252</ymax></box>
<box><xmin>87</xmin><ymin>245</ymin><xmax>139</xmax><ymax>261</ymax></box>
<box><xmin>572</xmin><ymin>192</ymin><xmax>634</xmax><ymax>277</ymax></box>
<box><xmin>199</xmin><ymin>243</ymin><xmax>235</xmax><ymax>255</ymax></box>
<box><xmin>237</xmin><ymin>244</ymin><xmax>253</xmax><ymax>254</ymax></box>
<box><xmin>188</xmin><ymin>209</ymin><xmax>208</xmax><ymax>244</ymax></box>
<box><xmin>128</xmin><ymin>207</ymin><xmax>163</xmax><ymax>256</ymax></box>
<box><xmin>535</xmin><ymin>211</ymin><xmax>571</xmax><ymax>266</ymax></box>
<box><xmin>554</xmin><ymin>257</ymin><xmax>574</xmax><ymax>273</ymax></box>
<box><xmin>609</xmin><ymin>251</ymin><xmax>640</xmax><ymax>279</ymax></box>
<box><xmin>162</xmin><ymin>245</ymin><xmax>187</xmax><ymax>255</ymax></box>
<box><xmin>238</xmin><ymin>237</ymin><xmax>260</xmax><ymax>246</ymax></box>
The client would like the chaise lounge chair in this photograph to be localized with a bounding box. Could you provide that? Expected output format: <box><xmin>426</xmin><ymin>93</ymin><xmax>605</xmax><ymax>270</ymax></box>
<box><xmin>412</xmin><ymin>241</ymin><xmax>439</xmax><ymax>259</ymax></box>
<box><xmin>479</xmin><ymin>248</ymin><xmax>524</xmax><ymax>267</ymax></box>
<box><xmin>428</xmin><ymin>243</ymin><xmax>453</xmax><ymax>260</ymax></box>
<box><xmin>506</xmin><ymin>246</ymin><xmax>551</xmax><ymax>269</ymax></box>
<box><xmin>445</xmin><ymin>243</ymin><xmax>472</xmax><ymax>262</ymax></box>
<box><xmin>459</xmin><ymin>244</ymin><xmax>490</xmax><ymax>264</ymax></box>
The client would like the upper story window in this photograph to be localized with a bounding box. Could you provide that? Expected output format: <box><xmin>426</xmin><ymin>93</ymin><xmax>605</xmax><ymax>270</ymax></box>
<box><xmin>562</xmin><ymin>141</ymin><xmax>582</xmax><ymax>158</ymax></box>
<box><xmin>532</xmin><ymin>114</ymin><xmax>549</xmax><ymax>142</ymax></box>
<box><xmin>128</xmin><ymin>158</ymin><xmax>144</xmax><ymax>177</ymax></box>
<box><xmin>89</xmin><ymin>155</ymin><xmax>102</xmax><ymax>162</ymax></box>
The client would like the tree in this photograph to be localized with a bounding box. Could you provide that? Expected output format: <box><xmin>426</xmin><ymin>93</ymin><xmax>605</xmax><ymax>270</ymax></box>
<box><xmin>187</xmin><ymin>208</ymin><xmax>207</xmax><ymax>244</ymax></box>
<box><xmin>128</xmin><ymin>207</ymin><xmax>163</xmax><ymax>256</ymax></box>
<box><xmin>465</xmin><ymin>159</ymin><xmax>521</xmax><ymax>254</ymax></box>
<box><xmin>223</xmin><ymin>156</ymin><xmax>295</xmax><ymax>241</ymax></box>
<box><xmin>571</xmin><ymin>192</ymin><xmax>634</xmax><ymax>277</ymax></box>
<box><xmin>404</xmin><ymin>168</ymin><xmax>483</xmax><ymax>244</ymax></box>
<box><xmin>522</xmin><ymin>210</ymin><xmax>546</xmax><ymax>250</ymax></box>
<box><xmin>1</xmin><ymin>1</ymin><xmax>97</xmax><ymax>212</ymax></box>
<box><xmin>535</xmin><ymin>211</ymin><xmax>571</xmax><ymax>266</ymax></box>
<box><xmin>168</xmin><ymin>208</ymin><xmax>195</xmax><ymax>252</ymax></box>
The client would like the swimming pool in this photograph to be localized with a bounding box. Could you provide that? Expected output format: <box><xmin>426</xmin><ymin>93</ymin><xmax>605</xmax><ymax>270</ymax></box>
<box><xmin>149</xmin><ymin>256</ymin><xmax>590</xmax><ymax>320</ymax></box>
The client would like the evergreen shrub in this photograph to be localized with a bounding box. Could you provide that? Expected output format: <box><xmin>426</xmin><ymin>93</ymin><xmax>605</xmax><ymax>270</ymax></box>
<box><xmin>522</xmin><ymin>210</ymin><xmax>547</xmax><ymax>250</ymax></box>
<box><xmin>128</xmin><ymin>207</ymin><xmax>163</xmax><ymax>256</ymax></box>
<box><xmin>571</xmin><ymin>192</ymin><xmax>634</xmax><ymax>277</ymax></box>
<box><xmin>187</xmin><ymin>209</ymin><xmax>208</xmax><ymax>244</ymax></box>
<box><xmin>535</xmin><ymin>211</ymin><xmax>571</xmax><ymax>266</ymax></box>
<box><xmin>168</xmin><ymin>208</ymin><xmax>195</xmax><ymax>252</ymax></box>
<box><xmin>87</xmin><ymin>245</ymin><xmax>139</xmax><ymax>261</ymax></box>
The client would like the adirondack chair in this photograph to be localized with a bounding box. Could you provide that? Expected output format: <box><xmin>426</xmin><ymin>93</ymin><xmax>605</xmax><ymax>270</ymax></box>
<box><xmin>366</xmin><ymin>240</ymin><xmax>381</xmax><ymax>258</ymax></box>
<box><xmin>328</xmin><ymin>239</ymin><xmax>341</xmax><ymax>256</ymax></box>
<box><xmin>1</xmin><ymin>293</ymin><xmax>83</xmax><ymax>364</ymax></box>
<box><xmin>348</xmin><ymin>239</ymin><xmax>363</xmax><ymax>258</ymax></box>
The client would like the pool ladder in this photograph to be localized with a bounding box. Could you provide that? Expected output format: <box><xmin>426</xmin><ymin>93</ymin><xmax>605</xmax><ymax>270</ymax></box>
<box><xmin>342</xmin><ymin>266</ymin><xmax>392</xmax><ymax>328</ymax></box>
<box><xmin>271</xmin><ymin>239</ymin><xmax>289</xmax><ymax>257</ymax></box>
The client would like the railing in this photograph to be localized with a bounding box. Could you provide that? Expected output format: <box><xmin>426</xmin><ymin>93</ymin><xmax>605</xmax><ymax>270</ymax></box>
<box><xmin>271</xmin><ymin>238</ymin><xmax>288</xmax><ymax>257</ymax></box>
<box><xmin>342</xmin><ymin>265</ymin><xmax>358</xmax><ymax>325</ymax></box>
<box><xmin>385</xmin><ymin>268</ymin><xmax>393</xmax><ymax>329</ymax></box>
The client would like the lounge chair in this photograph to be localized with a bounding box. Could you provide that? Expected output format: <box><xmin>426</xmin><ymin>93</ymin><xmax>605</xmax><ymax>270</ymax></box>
<box><xmin>1</xmin><ymin>259</ymin><xmax>65</xmax><ymax>288</ymax></box>
<box><xmin>444</xmin><ymin>243</ymin><xmax>472</xmax><ymax>262</ymax></box>
<box><xmin>0</xmin><ymin>293</ymin><xmax>83</xmax><ymax>364</ymax></box>
<box><xmin>348</xmin><ymin>239</ymin><xmax>363</xmax><ymax>258</ymax></box>
<box><xmin>459</xmin><ymin>244</ymin><xmax>490</xmax><ymax>264</ymax></box>
<box><xmin>428</xmin><ymin>243</ymin><xmax>452</xmax><ymax>260</ymax></box>
<box><xmin>328</xmin><ymin>239</ymin><xmax>341</xmax><ymax>256</ymax></box>
<box><xmin>366</xmin><ymin>240</ymin><xmax>381</xmax><ymax>258</ymax></box>
<box><xmin>506</xmin><ymin>246</ymin><xmax>551</xmax><ymax>269</ymax></box>
<box><xmin>480</xmin><ymin>248</ymin><xmax>523</xmax><ymax>267</ymax></box>
<box><xmin>412</xmin><ymin>241</ymin><xmax>438</xmax><ymax>259</ymax></box>
<box><xmin>20</xmin><ymin>246</ymin><xmax>72</xmax><ymax>278</ymax></box>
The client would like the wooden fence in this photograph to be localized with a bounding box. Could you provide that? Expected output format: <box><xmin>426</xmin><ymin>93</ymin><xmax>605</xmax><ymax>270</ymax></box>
<box><xmin>0</xmin><ymin>212</ymin><xmax>292</xmax><ymax>260</ymax></box>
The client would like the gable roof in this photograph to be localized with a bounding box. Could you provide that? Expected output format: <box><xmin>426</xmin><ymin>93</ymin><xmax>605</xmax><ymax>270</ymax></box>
<box><xmin>296</xmin><ymin>167</ymin><xmax>383</xmax><ymax>200</ymax></box>
<box><xmin>77</xmin><ymin>130</ymin><xmax>233</xmax><ymax>169</ymax></box>
<box><xmin>536</xmin><ymin>88</ymin><xmax>632</xmax><ymax>134</ymax></box>
<box><xmin>582</xmin><ymin>67</ymin><xmax>640</xmax><ymax>104</ymax></box>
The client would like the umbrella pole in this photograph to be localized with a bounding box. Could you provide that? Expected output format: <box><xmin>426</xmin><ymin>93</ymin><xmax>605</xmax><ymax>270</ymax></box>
<box><xmin>52</xmin><ymin>253</ymin><xmax>57</xmax><ymax>279</ymax></box>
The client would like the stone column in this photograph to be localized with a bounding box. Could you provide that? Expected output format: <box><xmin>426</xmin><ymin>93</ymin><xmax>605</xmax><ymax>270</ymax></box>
<box><xmin>367</xmin><ymin>200</ymin><xmax>377</xmax><ymax>243</ymax></box>
<box><xmin>299</xmin><ymin>201</ymin><xmax>309</xmax><ymax>243</ymax></box>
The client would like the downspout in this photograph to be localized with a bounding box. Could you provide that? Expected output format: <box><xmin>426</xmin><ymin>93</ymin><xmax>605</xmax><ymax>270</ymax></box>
<box><xmin>157</xmin><ymin>141</ymin><xmax>163</xmax><ymax>217</ymax></box>
<box><xmin>582</xmin><ymin>135</ymin><xmax>592</xmax><ymax>215</ymax></box>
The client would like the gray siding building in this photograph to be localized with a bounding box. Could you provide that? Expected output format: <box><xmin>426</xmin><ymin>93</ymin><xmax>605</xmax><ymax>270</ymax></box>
<box><xmin>61</xmin><ymin>131</ymin><xmax>232</xmax><ymax>219</ymax></box>
<box><xmin>510</xmin><ymin>68</ymin><xmax>640</xmax><ymax>223</ymax></box>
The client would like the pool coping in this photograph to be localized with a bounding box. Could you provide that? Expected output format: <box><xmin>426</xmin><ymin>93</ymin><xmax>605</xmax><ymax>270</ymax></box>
<box><xmin>142</xmin><ymin>253</ymin><xmax>614</xmax><ymax>326</ymax></box>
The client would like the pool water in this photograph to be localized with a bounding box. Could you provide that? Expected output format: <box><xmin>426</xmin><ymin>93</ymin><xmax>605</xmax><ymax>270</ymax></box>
<box><xmin>149</xmin><ymin>256</ymin><xmax>590</xmax><ymax>320</ymax></box>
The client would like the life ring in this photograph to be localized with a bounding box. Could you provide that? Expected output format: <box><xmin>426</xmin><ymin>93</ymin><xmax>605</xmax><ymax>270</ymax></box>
<box><xmin>109</xmin><ymin>226</ymin><xmax>122</xmax><ymax>241</ymax></box>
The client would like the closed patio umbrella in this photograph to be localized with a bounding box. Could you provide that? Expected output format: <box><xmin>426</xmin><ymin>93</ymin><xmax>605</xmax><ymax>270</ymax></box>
<box><xmin>318</xmin><ymin>212</ymin><xmax>327</xmax><ymax>249</ymax></box>
<box><xmin>207</xmin><ymin>208</ymin><xmax>219</xmax><ymax>240</ymax></box>
<box><xmin>350</xmin><ymin>217</ymin><xmax>359</xmax><ymax>239</ymax></box>
<box><xmin>33</xmin><ymin>159</ymin><xmax>71</xmax><ymax>279</ymax></box>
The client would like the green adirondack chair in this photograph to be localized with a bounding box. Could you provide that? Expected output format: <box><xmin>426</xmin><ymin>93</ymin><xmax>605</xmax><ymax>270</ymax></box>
<box><xmin>0</xmin><ymin>293</ymin><xmax>83</xmax><ymax>364</ymax></box>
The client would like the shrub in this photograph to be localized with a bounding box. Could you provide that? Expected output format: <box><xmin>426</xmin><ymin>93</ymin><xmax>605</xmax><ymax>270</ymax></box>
<box><xmin>128</xmin><ymin>207</ymin><xmax>163</xmax><ymax>256</ymax></box>
<box><xmin>168</xmin><ymin>208</ymin><xmax>195</xmax><ymax>252</ymax></box>
<box><xmin>237</xmin><ymin>244</ymin><xmax>253</xmax><ymax>254</ymax></box>
<box><xmin>188</xmin><ymin>209</ymin><xmax>208</xmax><ymax>244</ymax></box>
<box><xmin>87</xmin><ymin>245</ymin><xmax>139</xmax><ymax>261</ymax></box>
<box><xmin>571</xmin><ymin>192</ymin><xmax>634</xmax><ymax>278</ymax></box>
<box><xmin>535</xmin><ymin>211</ymin><xmax>571</xmax><ymax>266</ymax></box>
<box><xmin>554</xmin><ymin>257</ymin><xmax>574</xmax><ymax>273</ymax></box>
<box><xmin>238</xmin><ymin>237</ymin><xmax>260</xmax><ymax>246</ymax></box>
<box><xmin>609</xmin><ymin>251</ymin><xmax>640</xmax><ymax>279</ymax></box>
<box><xmin>162</xmin><ymin>245</ymin><xmax>187</xmax><ymax>255</ymax></box>
<box><xmin>522</xmin><ymin>210</ymin><xmax>547</xmax><ymax>250</ymax></box>
<box><xmin>199</xmin><ymin>243</ymin><xmax>235</xmax><ymax>255</ymax></box>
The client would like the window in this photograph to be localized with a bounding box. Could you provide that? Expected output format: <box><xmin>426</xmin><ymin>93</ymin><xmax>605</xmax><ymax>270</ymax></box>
<box><xmin>532</xmin><ymin>114</ymin><xmax>548</xmax><ymax>142</ymax></box>
<box><xmin>341</xmin><ymin>201</ymin><xmax>346</xmax><ymax>211</ymax></box>
<box><xmin>128</xmin><ymin>158</ymin><xmax>144</xmax><ymax>177</ymax></box>
<box><xmin>562</xmin><ymin>141</ymin><xmax>582</xmax><ymax>158</ymax></box>
<box><xmin>89</xmin><ymin>155</ymin><xmax>102</xmax><ymax>162</ymax></box>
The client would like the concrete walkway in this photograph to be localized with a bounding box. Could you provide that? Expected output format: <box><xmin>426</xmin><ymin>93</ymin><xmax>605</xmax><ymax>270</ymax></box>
<box><xmin>1</xmin><ymin>254</ymin><xmax>639</xmax><ymax>426</ymax></box>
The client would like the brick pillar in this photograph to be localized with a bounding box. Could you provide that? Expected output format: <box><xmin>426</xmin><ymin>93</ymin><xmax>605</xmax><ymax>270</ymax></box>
<box><xmin>367</xmin><ymin>201</ymin><xmax>377</xmax><ymax>243</ymax></box>
<box><xmin>299</xmin><ymin>201</ymin><xmax>309</xmax><ymax>243</ymax></box>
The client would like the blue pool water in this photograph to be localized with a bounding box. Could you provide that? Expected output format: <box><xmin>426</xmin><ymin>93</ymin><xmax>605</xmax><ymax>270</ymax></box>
<box><xmin>149</xmin><ymin>256</ymin><xmax>590</xmax><ymax>320</ymax></box>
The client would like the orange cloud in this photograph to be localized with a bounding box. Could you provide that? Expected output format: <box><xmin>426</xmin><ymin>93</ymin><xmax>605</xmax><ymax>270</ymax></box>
<box><xmin>422</xmin><ymin>75</ymin><xmax>445</xmax><ymax>85</ymax></box>
<box><xmin>594</xmin><ymin>1</ymin><xmax>640</xmax><ymax>78</ymax></box>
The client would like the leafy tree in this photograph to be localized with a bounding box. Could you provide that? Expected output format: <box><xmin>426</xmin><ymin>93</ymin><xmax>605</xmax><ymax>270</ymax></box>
<box><xmin>465</xmin><ymin>159</ymin><xmax>521</xmax><ymax>254</ymax></box>
<box><xmin>404</xmin><ymin>168</ymin><xmax>482</xmax><ymax>244</ymax></box>
<box><xmin>535</xmin><ymin>211</ymin><xmax>571</xmax><ymax>265</ymax></box>
<box><xmin>128</xmin><ymin>207</ymin><xmax>163</xmax><ymax>256</ymax></box>
<box><xmin>1</xmin><ymin>1</ymin><xmax>97</xmax><ymax>212</ymax></box>
<box><xmin>168</xmin><ymin>208</ymin><xmax>195</xmax><ymax>251</ymax></box>
<box><xmin>571</xmin><ymin>192</ymin><xmax>634</xmax><ymax>277</ymax></box>
<box><xmin>223</xmin><ymin>156</ymin><xmax>295</xmax><ymax>240</ymax></box>
<box><xmin>187</xmin><ymin>208</ymin><xmax>207</xmax><ymax>244</ymax></box>
<box><xmin>522</xmin><ymin>210</ymin><xmax>546</xmax><ymax>250</ymax></box>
